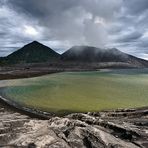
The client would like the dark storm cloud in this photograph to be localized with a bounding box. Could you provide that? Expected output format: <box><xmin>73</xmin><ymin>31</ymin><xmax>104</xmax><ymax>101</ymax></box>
<box><xmin>117</xmin><ymin>31</ymin><xmax>143</xmax><ymax>43</ymax></box>
<box><xmin>7</xmin><ymin>0</ymin><xmax>80</xmax><ymax>18</ymax></box>
<box><xmin>0</xmin><ymin>0</ymin><xmax>148</xmax><ymax>59</ymax></box>
<box><xmin>6</xmin><ymin>0</ymin><xmax>123</xmax><ymax>47</ymax></box>
<box><xmin>124</xmin><ymin>0</ymin><xmax>148</xmax><ymax>15</ymax></box>
<box><xmin>108</xmin><ymin>0</ymin><xmax>148</xmax><ymax>58</ymax></box>
<box><xmin>7</xmin><ymin>0</ymin><xmax>121</xmax><ymax>20</ymax></box>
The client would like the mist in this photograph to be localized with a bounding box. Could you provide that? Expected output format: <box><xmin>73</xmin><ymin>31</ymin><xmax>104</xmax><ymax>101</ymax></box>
<box><xmin>0</xmin><ymin>0</ymin><xmax>148</xmax><ymax>59</ymax></box>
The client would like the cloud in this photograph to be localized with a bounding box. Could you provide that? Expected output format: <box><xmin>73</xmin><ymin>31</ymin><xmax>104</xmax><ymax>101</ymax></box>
<box><xmin>0</xmin><ymin>3</ymin><xmax>44</xmax><ymax>56</ymax></box>
<box><xmin>0</xmin><ymin>0</ymin><xmax>148</xmax><ymax>59</ymax></box>
<box><xmin>83</xmin><ymin>19</ymin><xmax>108</xmax><ymax>47</ymax></box>
<box><xmin>0</xmin><ymin>47</ymin><xmax>18</xmax><ymax>57</ymax></box>
<box><xmin>124</xmin><ymin>0</ymin><xmax>148</xmax><ymax>15</ymax></box>
<box><xmin>117</xmin><ymin>31</ymin><xmax>143</xmax><ymax>43</ymax></box>
<box><xmin>6</xmin><ymin>0</ymin><xmax>122</xmax><ymax>46</ymax></box>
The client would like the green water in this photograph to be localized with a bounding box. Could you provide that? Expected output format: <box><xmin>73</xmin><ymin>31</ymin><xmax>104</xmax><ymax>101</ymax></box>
<box><xmin>0</xmin><ymin>69</ymin><xmax>148</xmax><ymax>114</ymax></box>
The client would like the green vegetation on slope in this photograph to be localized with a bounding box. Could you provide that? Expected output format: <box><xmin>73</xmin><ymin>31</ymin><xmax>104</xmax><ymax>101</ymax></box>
<box><xmin>2</xmin><ymin>41</ymin><xmax>60</xmax><ymax>64</ymax></box>
<box><xmin>0</xmin><ymin>69</ymin><xmax>148</xmax><ymax>115</ymax></box>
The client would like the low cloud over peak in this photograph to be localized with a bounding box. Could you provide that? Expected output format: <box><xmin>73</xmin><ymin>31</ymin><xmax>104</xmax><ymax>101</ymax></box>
<box><xmin>0</xmin><ymin>0</ymin><xmax>148</xmax><ymax>59</ymax></box>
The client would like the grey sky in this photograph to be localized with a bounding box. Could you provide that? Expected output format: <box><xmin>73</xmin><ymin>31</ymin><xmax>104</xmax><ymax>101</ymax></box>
<box><xmin>0</xmin><ymin>0</ymin><xmax>148</xmax><ymax>59</ymax></box>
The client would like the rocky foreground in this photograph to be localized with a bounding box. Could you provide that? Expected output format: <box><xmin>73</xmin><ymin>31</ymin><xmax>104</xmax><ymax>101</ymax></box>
<box><xmin>0</xmin><ymin>102</ymin><xmax>148</xmax><ymax>148</ymax></box>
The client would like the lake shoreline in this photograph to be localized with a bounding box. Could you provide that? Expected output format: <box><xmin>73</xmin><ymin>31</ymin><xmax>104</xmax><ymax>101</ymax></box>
<box><xmin>0</xmin><ymin>95</ymin><xmax>54</xmax><ymax>119</ymax></box>
<box><xmin>0</xmin><ymin>69</ymin><xmax>148</xmax><ymax>147</ymax></box>
<box><xmin>0</xmin><ymin>61</ymin><xmax>140</xmax><ymax>80</ymax></box>
<box><xmin>0</xmin><ymin>93</ymin><xmax>148</xmax><ymax>147</ymax></box>
<box><xmin>0</xmin><ymin>94</ymin><xmax>148</xmax><ymax>119</ymax></box>
<box><xmin>1</xmin><ymin>68</ymin><xmax>148</xmax><ymax>117</ymax></box>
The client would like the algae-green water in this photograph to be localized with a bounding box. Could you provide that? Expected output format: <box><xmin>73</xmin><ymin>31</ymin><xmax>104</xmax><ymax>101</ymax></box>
<box><xmin>0</xmin><ymin>69</ymin><xmax>148</xmax><ymax>115</ymax></box>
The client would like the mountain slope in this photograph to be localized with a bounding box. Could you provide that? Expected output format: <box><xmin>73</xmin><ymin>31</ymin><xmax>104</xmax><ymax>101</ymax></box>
<box><xmin>0</xmin><ymin>43</ymin><xmax>148</xmax><ymax>68</ymax></box>
<box><xmin>4</xmin><ymin>41</ymin><xmax>60</xmax><ymax>64</ymax></box>
<box><xmin>61</xmin><ymin>46</ymin><xmax>148</xmax><ymax>67</ymax></box>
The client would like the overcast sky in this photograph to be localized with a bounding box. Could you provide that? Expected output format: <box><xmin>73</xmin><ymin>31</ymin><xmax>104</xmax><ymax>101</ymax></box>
<box><xmin>0</xmin><ymin>0</ymin><xmax>148</xmax><ymax>59</ymax></box>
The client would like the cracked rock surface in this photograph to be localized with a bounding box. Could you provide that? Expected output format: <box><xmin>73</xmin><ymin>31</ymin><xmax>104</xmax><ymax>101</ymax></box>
<box><xmin>0</xmin><ymin>102</ymin><xmax>148</xmax><ymax>148</ymax></box>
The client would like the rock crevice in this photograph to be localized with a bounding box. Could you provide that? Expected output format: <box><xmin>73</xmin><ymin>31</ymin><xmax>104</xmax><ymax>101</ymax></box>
<box><xmin>0</xmin><ymin>102</ymin><xmax>147</xmax><ymax>147</ymax></box>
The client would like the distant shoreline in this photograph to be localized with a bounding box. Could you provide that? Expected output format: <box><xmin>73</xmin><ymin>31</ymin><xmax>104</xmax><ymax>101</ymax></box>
<box><xmin>0</xmin><ymin>68</ymin><xmax>148</xmax><ymax>119</ymax></box>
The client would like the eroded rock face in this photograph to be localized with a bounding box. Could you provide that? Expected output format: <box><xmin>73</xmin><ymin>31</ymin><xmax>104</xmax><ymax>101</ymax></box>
<box><xmin>0</xmin><ymin>102</ymin><xmax>148</xmax><ymax>148</ymax></box>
